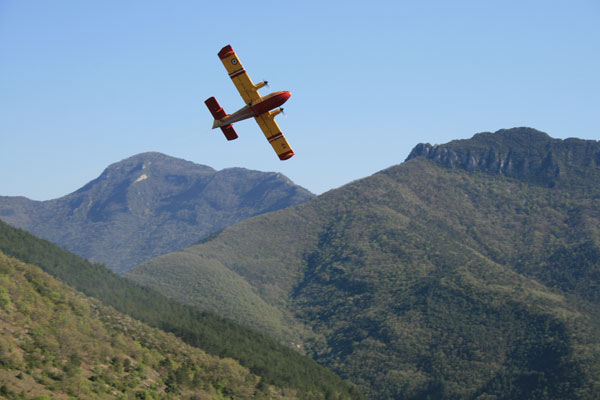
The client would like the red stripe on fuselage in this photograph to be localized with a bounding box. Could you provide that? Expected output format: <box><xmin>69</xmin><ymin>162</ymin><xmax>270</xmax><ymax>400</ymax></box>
<box><xmin>218</xmin><ymin>91</ymin><xmax>291</xmax><ymax>126</ymax></box>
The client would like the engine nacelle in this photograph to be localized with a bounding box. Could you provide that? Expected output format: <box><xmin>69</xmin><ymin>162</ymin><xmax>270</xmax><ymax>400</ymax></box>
<box><xmin>254</xmin><ymin>81</ymin><xmax>268</xmax><ymax>90</ymax></box>
<box><xmin>269</xmin><ymin>108</ymin><xmax>284</xmax><ymax>118</ymax></box>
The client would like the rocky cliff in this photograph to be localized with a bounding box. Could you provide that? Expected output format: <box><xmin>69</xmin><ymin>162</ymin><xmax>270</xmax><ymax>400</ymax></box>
<box><xmin>406</xmin><ymin>127</ymin><xmax>600</xmax><ymax>187</ymax></box>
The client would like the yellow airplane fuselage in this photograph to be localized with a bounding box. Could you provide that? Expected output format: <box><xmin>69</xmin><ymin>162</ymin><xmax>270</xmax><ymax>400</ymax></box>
<box><xmin>205</xmin><ymin>44</ymin><xmax>295</xmax><ymax>160</ymax></box>
<box><xmin>212</xmin><ymin>91</ymin><xmax>290</xmax><ymax>128</ymax></box>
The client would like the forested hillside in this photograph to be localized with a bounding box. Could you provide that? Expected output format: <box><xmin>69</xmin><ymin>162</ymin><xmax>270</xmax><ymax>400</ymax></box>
<box><xmin>129</xmin><ymin>128</ymin><xmax>600</xmax><ymax>399</ymax></box>
<box><xmin>0</xmin><ymin>220</ymin><xmax>363</xmax><ymax>399</ymax></box>
<box><xmin>0</xmin><ymin>152</ymin><xmax>314</xmax><ymax>273</ymax></box>
<box><xmin>0</xmin><ymin>250</ymin><xmax>300</xmax><ymax>399</ymax></box>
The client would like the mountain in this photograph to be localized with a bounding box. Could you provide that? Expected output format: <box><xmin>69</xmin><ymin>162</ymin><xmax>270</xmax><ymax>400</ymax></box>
<box><xmin>127</xmin><ymin>128</ymin><xmax>600</xmax><ymax>399</ymax></box>
<box><xmin>0</xmin><ymin>250</ymin><xmax>299</xmax><ymax>399</ymax></box>
<box><xmin>0</xmin><ymin>220</ymin><xmax>364</xmax><ymax>399</ymax></box>
<box><xmin>407</xmin><ymin>127</ymin><xmax>600</xmax><ymax>189</ymax></box>
<box><xmin>0</xmin><ymin>152</ymin><xmax>314</xmax><ymax>273</ymax></box>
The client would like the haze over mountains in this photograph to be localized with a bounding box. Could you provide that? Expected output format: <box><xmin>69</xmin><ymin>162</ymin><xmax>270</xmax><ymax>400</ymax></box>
<box><xmin>0</xmin><ymin>152</ymin><xmax>314</xmax><ymax>273</ymax></box>
<box><xmin>127</xmin><ymin>128</ymin><xmax>600</xmax><ymax>398</ymax></box>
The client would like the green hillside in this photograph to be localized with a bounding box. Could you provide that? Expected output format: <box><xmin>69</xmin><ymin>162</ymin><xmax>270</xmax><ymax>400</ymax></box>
<box><xmin>0</xmin><ymin>220</ymin><xmax>364</xmax><ymax>399</ymax></box>
<box><xmin>129</xmin><ymin>207</ymin><xmax>323</xmax><ymax>345</ymax></box>
<box><xmin>0</xmin><ymin>250</ymin><xmax>299</xmax><ymax>399</ymax></box>
<box><xmin>128</xmin><ymin>128</ymin><xmax>600</xmax><ymax>399</ymax></box>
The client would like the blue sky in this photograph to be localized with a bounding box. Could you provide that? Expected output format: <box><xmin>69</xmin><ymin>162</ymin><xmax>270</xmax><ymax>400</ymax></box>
<box><xmin>1</xmin><ymin>1</ymin><xmax>599</xmax><ymax>200</ymax></box>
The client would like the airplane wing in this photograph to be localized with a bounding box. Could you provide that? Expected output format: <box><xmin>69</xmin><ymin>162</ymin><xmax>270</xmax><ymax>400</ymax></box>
<box><xmin>255</xmin><ymin>113</ymin><xmax>295</xmax><ymax>160</ymax></box>
<box><xmin>218</xmin><ymin>45</ymin><xmax>261</xmax><ymax>105</ymax></box>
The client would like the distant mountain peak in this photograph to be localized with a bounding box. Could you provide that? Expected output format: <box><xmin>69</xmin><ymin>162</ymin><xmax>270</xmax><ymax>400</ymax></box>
<box><xmin>0</xmin><ymin>152</ymin><xmax>314</xmax><ymax>273</ymax></box>
<box><xmin>474</xmin><ymin>126</ymin><xmax>552</xmax><ymax>141</ymax></box>
<box><xmin>102</xmin><ymin>152</ymin><xmax>215</xmax><ymax>176</ymax></box>
<box><xmin>74</xmin><ymin>152</ymin><xmax>215</xmax><ymax>196</ymax></box>
<box><xmin>406</xmin><ymin>127</ymin><xmax>600</xmax><ymax>187</ymax></box>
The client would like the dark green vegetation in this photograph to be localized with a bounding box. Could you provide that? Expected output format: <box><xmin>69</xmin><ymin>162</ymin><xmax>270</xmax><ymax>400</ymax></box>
<box><xmin>0</xmin><ymin>250</ymin><xmax>298</xmax><ymax>399</ymax></box>
<box><xmin>129</xmin><ymin>128</ymin><xmax>600</xmax><ymax>399</ymax></box>
<box><xmin>0</xmin><ymin>220</ymin><xmax>364</xmax><ymax>399</ymax></box>
<box><xmin>0</xmin><ymin>152</ymin><xmax>314</xmax><ymax>273</ymax></box>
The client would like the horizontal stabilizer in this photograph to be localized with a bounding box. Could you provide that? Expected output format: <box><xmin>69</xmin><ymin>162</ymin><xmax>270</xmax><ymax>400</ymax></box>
<box><xmin>205</xmin><ymin>96</ymin><xmax>238</xmax><ymax>140</ymax></box>
<box><xmin>205</xmin><ymin>97</ymin><xmax>227</xmax><ymax>120</ymax></box>
<box><xmin>220</xmin><ymin>124</ymin><xmax>238</xmax><ymax>141</ymax></box>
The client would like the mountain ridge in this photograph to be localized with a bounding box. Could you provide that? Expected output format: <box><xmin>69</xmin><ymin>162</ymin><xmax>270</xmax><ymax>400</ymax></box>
<box><xmin>0</xmin><ymin>152</ymin><xmax>314</xmax><ymax>273</ymax></box>
<box><xmin>406</xmin><ymin>127</ymin><xmax>600</xmax><ymax>187</ymax></box>
<box><xmin>128</xmin><ymin>128</ymin><xmax>600</xmax><ymax>398</ymax></box>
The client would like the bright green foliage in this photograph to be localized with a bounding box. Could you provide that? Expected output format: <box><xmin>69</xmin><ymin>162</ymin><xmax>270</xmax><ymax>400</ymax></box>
<box><xmin>0</xmin><ymin>221</ymin><xmax>364</xmax><ymax>399</ymax></box>
<box><xmin>0</xmin><ymin>250</ymin><xmax>294</xmax><ymax>399</ymax></box>
<box><xmin>129</xmin><ymin>129</ymin><xmax>600</xmax><ymax>399</ymax></box>
<box><xmin>0</xmin><ymin>286</ymin><xmax>10</xmax><ymax>309</ymax></box>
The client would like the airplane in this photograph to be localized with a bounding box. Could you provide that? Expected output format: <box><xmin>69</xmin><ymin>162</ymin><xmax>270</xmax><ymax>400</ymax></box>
<box><xmin>205</xmin><ymin>45</ymin><xmax>295</xmax><ymax>160</ymax></box>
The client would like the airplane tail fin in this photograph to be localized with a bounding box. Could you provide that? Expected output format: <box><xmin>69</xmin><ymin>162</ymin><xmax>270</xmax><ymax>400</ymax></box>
<box><xmin>205</xmin><ymin>97</ymin><xmax>238</xmax><ymax>141</ymax></box>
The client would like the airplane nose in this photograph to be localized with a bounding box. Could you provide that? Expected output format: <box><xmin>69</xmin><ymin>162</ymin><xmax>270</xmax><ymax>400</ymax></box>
<box><xmin>278</xmin><ymin>91</ymin><xmax>291</xmax><ymax>105</ymax></box>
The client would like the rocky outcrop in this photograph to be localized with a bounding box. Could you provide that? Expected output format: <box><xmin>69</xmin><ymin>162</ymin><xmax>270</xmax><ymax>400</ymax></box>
<box><xmin>406</xmin><ymin>127</ymin><xmax>600</xmax><ymax>187</ymax></box>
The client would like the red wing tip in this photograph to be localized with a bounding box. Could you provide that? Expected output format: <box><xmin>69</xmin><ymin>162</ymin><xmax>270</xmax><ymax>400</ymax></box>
<box><xmin>218</xmin><ymin>45</ymin><xmax>235</xmax><ymax>59</ymax></box>
<box><xmin>278</xmin><ymin>151</ymin><xmax>295</xmax><ymax>161</ymax></box>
